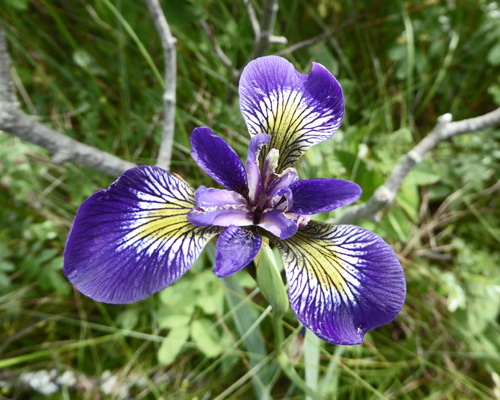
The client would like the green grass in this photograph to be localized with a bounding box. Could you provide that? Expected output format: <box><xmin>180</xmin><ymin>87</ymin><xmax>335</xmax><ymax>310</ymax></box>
<box><xmin>1</xmin><ymin>0</ymin><xmax>500</xmax><ymax>398</ymax></box>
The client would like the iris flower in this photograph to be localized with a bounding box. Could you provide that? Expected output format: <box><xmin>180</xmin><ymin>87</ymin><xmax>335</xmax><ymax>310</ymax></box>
<box><xmin>64</xmin><ymin>56</ymin><xmax>405</xmax><ymax>345</ymax></box>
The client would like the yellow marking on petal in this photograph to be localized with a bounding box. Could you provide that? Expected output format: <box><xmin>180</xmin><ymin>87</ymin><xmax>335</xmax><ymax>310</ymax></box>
<box><xmin>256</xmin><ymin>89</ymin><xmax>333</xmax><ymax>172</ymax></box>
<box><xmin>270</xmin><ymin>221</ymin><xmax>368</xmax><ymax>307</ymax></box>
<box><xmin>115</xmin><ymin>176</ymin><xmax>221</xmax><ymax>255</ymax></box>
<box><xmin>287</xmin><ymin>236</ymin><xmax>351</xmax><ymax>294</ymax></box>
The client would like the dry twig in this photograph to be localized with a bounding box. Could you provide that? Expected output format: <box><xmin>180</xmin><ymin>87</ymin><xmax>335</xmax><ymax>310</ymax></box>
<box><xmin>0</xmin><ymin>24</ymin><xmax>135</xmax><ymax>177</ymax></box>
<box><xmin>145</xmin><ymin>0</ymin><xmax>177</xmax><ymax>171</ymax></box>
<box><xmin>226</xmin><ymin>0</ymin><xmax>284</xmax><ymax>102</ymax></box>
<box><xmin>335</xmin><ymin>109</ymin><xmax>500</xmax><ymax>224</ymax></box>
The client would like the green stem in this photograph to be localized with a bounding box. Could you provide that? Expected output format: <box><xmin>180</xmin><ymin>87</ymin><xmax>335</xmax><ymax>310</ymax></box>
<box><xmin>277</xmin><ymin>353</ymin><xmax>324</xmax><ymax>400</ymax></box>
<box><xmin>271</xmin><ymin>312</ymin><xmax>323</xmax><ymax>400</ymax></box>
<box><xmin>272</xmin><ymin>311</ymin><xmax>285</xmax><ymax>353</ymax></box>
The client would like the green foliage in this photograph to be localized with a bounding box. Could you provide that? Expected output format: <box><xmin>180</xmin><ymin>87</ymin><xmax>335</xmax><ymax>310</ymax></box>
<box><xmin>0</xmin><ymin>0</ymin><xmax>499</xmax><ymax>398</ymax></box>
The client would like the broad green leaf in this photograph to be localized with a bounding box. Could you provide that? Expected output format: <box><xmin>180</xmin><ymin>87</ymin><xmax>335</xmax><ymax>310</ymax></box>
<box><xmin>190</xmin><ymin>318</ymin><xmax>223</xmax><ymax>358</ymax></box>
<box><xmin>158</xmin><ymin>326</ymin><xmax>190</xmax><ymax>365</ymax></box>
<box><xmin>116</xmin><ymin>309</ymin><xmax>139</xmax><ymax>330</ymax></box>
<box><xmin>383</xmin><ymin>207</ymin><xmax>412</xmax><ymax>242</ymax></box>
<box><xmin>396</xmin><ymin>181</ymin><xmax>420</xmax><ymax>223</ymax></box>
<box><xmin>406</xmin><ymin>159</ymin><xmax>441</xmax><ymax>186</ymax></box>
<box><xmin>334</xmin><ymin>149</ymin><xmax>384</xmax><ymax>201</ymax></box>
<box><xmin>193</xmin><ymin>271</ymin><xmax>225</xmax><ymax>315</ymax></box>
<box><xmin>159</xmin><ymin>280</ymin><xmax>198</xmax><ymax>316</ymax></box>
<box><xmin>3</xmin><ymin>0</ymin><xmax>29</xmax><ymax>10</ymax></box>
<box><xmin>487</xmin><ymin>43</ymin><xmax>500</xmax><ymax>66</ymax></box>
<box><xmin>157</xmin><ymin>314</ymin><xmax>191</xmax><ymax>329</ymax></box>
<box><xmin>72</xmin><ymin>50</ymin><xmax>107</xmax><ymax>76</ymax></box>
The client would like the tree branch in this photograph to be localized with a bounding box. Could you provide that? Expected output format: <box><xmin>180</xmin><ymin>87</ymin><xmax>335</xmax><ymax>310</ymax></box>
<box><xmin>0</xmin><ymin>24</ymin><xmax>135</xmax><ymax>178</ymax></box>
<box><xmin>0</xmin><ymin>25</ymin><xmax>17</xmax><ymax>106</ymax></box>
<box><xmin>243</xmin><ymin>0</ymin><xmax>261</xmax><ymax>42</ymax></box>
<box><xmin>145</xmin><ymin>0</ymin><xmax>177</xmax><ymax>171</ymax></box>
<box><xmin>200</xmin><ymin>20</ymin><xmax>232</xmax><ymax>68</ymax></box>
<box><xmin>335</xmin><ymin>108</ymin><xmax>500</xmax><ymax>225</ymax></box>
<box><xmin>249</xmin><ymin>0</ymin><xmax>280</xmax><ymax>60</ymax></box>
<box><xmin>226</xmin><ymin>0</ymin><xmax>284</xmax><ymax>103</ymax></box>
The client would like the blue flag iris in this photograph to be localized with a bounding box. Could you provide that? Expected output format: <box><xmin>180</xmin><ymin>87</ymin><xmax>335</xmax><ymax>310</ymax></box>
<box><xmin>63</xmin><ymin>56</ymin><xmax>406</xmax><ymax>345</ymax></box>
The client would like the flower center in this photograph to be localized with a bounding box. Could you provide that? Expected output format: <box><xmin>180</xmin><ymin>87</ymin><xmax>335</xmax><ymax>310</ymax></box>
<box><xmin>186</xmin><ymin>134</ymin><xmax>310</xmax><ymax>240</ymax></box>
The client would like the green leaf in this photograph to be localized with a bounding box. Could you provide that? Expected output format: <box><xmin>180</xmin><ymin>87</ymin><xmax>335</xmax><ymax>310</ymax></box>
<box><xmin>193</xmin><ymin>271</ymin><xmax>225</xmax><ymax>315</ymax></box>
<box><xmin>157</xmin><ymin>314</ymin><xmax>191</xmax><ymax>329</ymax></box>
<box><xmin>190</xmin><ymin>318</ymin><xmax>223</xmax><ymax>358</ymax></box>
<box><xmin>0</xmin><ymin>273</ymin><xmax>11</xmax><ymax>289</ymax></box>
<box><xmin>304</xmin><ymin>331</ymin><xmax>322</xmax><ymax>400</ymax></box>
<box><xmin>333</xmin><ymin>150</ymin><xmax>384</xmax><ymax>201</ymax></box>
<box><xmin>73</xmin><ymin>50</ymin><xmax>107</xmax><ymax>76</ymax></box>
<box><xmin>487</xmin><ymin>43</ymin><xmax>500</xmax><ymax>66</ymax></box>
<box><xmin>0</xmin><ymin>261</ymin><xmax>15</xmax><ymax>273</ymax></box>
<box><xmin>406</xmin><ymin>159</ymin><xmax>441</xmax><ymax>186</ymax></box>
<box><xmin>255</xmin><ymin>245</ymin><xmax>289</xmax><ymax>314</ymax></box>
<box><xmin>116</xmin><ymin>309</ymin><xmax>139</xmax><ymax>330</ymax></box>
<box><xmin>3</xmin><ymin>0</ymin><xmax>29</xmax><ymax>10</ymax></box>
<box><xmin>223</xmin><ymin>275</ymin><xmax>272</xmax><ymax>399</ymax></box>
<box><xmin>159</xmin><ymin>279</ymin><xmax>198</xmax><ymax>315</ymax></box>
<box><xmin>396</xmin><ymin>181</ymin><xmax>420</xmax><ymax>223</ymax></box>
<box><xmin>383</xmin><ymin>207</ymin><xmax>412</xmax><ymax>242</ymax></box>
<box><xmin>158</xmin><ymin>325</ymin><xmax>190</xmax><ymax>365</ymax></box>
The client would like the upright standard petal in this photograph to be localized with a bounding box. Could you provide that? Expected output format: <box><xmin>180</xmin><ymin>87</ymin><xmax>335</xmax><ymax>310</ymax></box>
<box><xmin>270</xmin><ymin>221</ymin><xmax>406</xmax><ymax>345</ymax></box>
<box><xmin>213</xmin><ymin>226</ymin><xmax>262</xmax><ymax>278</ymax></box>
<box><xmin>239</xmin><ymin>56</ymin><xmax>344</xmax><ymax>173</ymax></box>
<box><xmin>63</xmin><ymin>166</ymin><xmax>222</xmax><ymax>304</ymax></box>
<box><xmin>289</xmin><ymin>179</ymin><xmax>361</xmax><ymax>215</ymax></box>
<box><xmin>191</xmin><ymin>127</ymin><xmax>248</xmax><ymax>195</ymax></box>
<box><xmin>246</xmin><ymin>133</ymin><xmax>271</xmax><ymax>205</ymax></box>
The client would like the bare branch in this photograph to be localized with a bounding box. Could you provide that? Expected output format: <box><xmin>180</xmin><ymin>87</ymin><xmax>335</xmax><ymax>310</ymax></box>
<box><xmin>200</xmin><ymin>20</ymin><xmax>232</xmax><ymax>68</ymax></box>
<box><xmin>250</xmin><ymin>0</ymin><xmax>280</xmax><ymax>60</ymax></box>
<box><xmin>226</xmin><ymin>0</ymin><xmax>282</xmax><ymax>103</ymax></box>
<box><xmin>0</xmin><ymin>23</ymin><xmax>135</xmax><ymax>177</ymax></box>
<box><xmin>275</xmin><ymin>31</ymin><xmax>332</xmax><ymax>57</ymax></box>
<box><xmin>243</xmin><ymin>0</ymin><xmax>260</xmax><ymax>41</ymax></box>
<box><xmin>1</xmin><ymin>108</ymin><xmax>136</xmax><ymax>176</ymax></box>
<box><xmin>335</xmin><ymin>108</ymin><xmax>500</xmax><ymax>225</ymax></box>
<box><xmin>0</xmin><ymin>25</ymin><xmax>18</xmax><ymax>106</ymax></box>
<box><xmin>145</xmin><ymin>0</ymin><xmax>177</xmax><ymax>171</ymax></box>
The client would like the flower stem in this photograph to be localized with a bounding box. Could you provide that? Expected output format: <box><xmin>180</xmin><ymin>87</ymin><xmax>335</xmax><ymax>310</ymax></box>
<box><xmin>271</xmin><ymin>311</ymin><xmax>323</xmax><ymax>400</ymax></box>
<box><xmin>272</xmin><ymin>311</ymin><xmax>285</xmax><ymax>353</ymax></box>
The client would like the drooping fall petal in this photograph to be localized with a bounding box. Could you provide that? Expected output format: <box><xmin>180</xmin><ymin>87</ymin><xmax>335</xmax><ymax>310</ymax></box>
<box><xmin>63</xmin><ymin>166</ymin><xmax>222</xmax><ymax>304</ymax></box>
<box><xmin>271</xmin><ymin>221</ymin><xmax>406</xmax><ymax>345</ymax></box>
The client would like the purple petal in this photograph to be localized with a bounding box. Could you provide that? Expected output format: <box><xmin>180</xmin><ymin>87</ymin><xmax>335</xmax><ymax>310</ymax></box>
<box><xmin>258</xmin><ymin>209</ymin><xmax>299</xmax><ymax>240</ymax></box>
<box><xmin>213</xmin><ymin>226</ymin><xmax>262</xmax><ymax>278</ymax></box>
<box><xmin>194</xmin><ymin>186</ymin><xmax>248</xmax><ymax>208</ymax></box>
<box><xmin>272</xmin><ymin>187</ymin><xmax>293</xmax><ymax>212</ymax></box>
<box><xmin>239</xmin><ymin>56</ymin><xmax>344</xmax><ymax>173</ymax></box>
<box><xmin>272</xmin><ymin>221</ymin><xmax>406</xmax><ymax>345</ymax></box>
<box><xmin>63</xmin><ymin>166</ymin><xmax>222</xmax><ymax>304</ymax></box>
<box><xmin>191</xmin><ymin>127</ymin><xmax>248</xmax><ymax>194</ymax></box>
<box><xmin>246</xmin><ymin>134</ymin><xmax>271</xmax><ymax>205</ymax></box>
<box><xmin>266</xmin><ymin>168</ymin><xmax>299</xmax><ymax>196</ymax></box>
<box><xmin>289</xmin><ymin>179</ymin><xmax>361</xmax><ymax>215</ymax></box>
<box><xmin>187</xmin><ymin>205</ymin><xmax>254</xmax><ymax>227</ymax></box>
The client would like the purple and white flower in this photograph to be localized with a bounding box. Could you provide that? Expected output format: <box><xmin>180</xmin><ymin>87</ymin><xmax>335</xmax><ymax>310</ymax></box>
<box><xmin>63</xmin><ymin>56</ymin><xmax>406</xmax><ymax>345</ymax></box>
